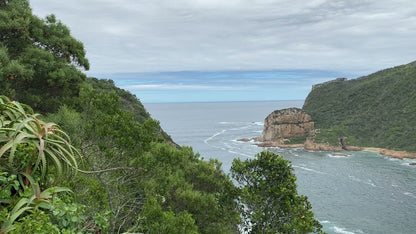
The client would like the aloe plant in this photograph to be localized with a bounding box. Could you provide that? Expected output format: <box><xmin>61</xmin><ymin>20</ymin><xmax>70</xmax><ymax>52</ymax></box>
<box><xmin>0</xmin><ymin>96</ymin><xmax>80</xmax><ymax>181</ymax></box>
<box><xmin>0</xmin><ymin>96</ymin><xmax>79</xmax><ymax>233</ymax></box>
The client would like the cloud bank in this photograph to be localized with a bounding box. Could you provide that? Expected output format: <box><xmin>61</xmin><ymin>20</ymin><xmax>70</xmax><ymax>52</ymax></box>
<box><xmin>30</xmin><ymin>0</ymin><xmax>416</xmax><ymax>75</ymax></box>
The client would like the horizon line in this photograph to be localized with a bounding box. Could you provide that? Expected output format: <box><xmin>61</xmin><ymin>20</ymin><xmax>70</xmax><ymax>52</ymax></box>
<box><xmin>142</xmin><ymin>99</ymin><xmax>305</xmax><ymax>105</ymax></box>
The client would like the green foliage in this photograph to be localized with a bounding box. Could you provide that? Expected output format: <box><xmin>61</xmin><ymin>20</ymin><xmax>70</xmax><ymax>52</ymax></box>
<box><xmin>0</xmin><ymin>0</ymin><xmax>89</xmax><ymax>112</ymax></box>
<box><xmin>45</xmin><ymin>81</ymin><xmax>240</xmax><ymax>233</ymax></box>
<box><xmin>0</xmin><ymin>172</ymin><xmax>19</xmax><ymax>201</ymax></box>
<box><xmin>303</xmin><ymin>61</ymin><xmax>416</xmax><ymax>152</ymax></box>
<box><xmin>0</xmin><ymin>97</ymin><xmax>89</xmax><ymax>233</ymax></box>
<box><xmin>81</xmin><ymin>78</ymin><xmax>174</xmax><ymax>143</ymax></box>
<box><xmin>9</xmin><ymin>210</ymin><xmax>60</xmax><ymax>234</ymax></box>
<box><xmin>286</xmin><ymin>135</ymin><xmax>308</xmax><ymax>144</ymax></box>
<box><xmin>231</xmin><ymin>151</ymin><xmax>323</xmax><ymax>233</ymax></box>
<box><xmin>85</xmin><ymin>78</ymin><xmax>149</xmax><ymax>122</ymax></box>
<box><xmin>124</xmin><ymin>143</ymin><xmax>240</xmax><ymax>234</ymax></box>
<box><xmin>46</xmin><ymin>105</ymin><xmax>82</xmax><ymax>147</ymax></box>
<box><xmin>0</xmin><ymin>172</ymin><xmax>70</xmax><ymax>231</ymax></box>
<box><xmin>133</xmin><ymin>197</ymin><xmax>198</xmax><ymax>234</ymax></box>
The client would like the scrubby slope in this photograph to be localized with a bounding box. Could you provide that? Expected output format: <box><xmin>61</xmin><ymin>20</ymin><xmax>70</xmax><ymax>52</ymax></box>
<box><xmin>303</xmin><ymin>61</ymin><xmax>416</xmax><ymax>152</ymax></box>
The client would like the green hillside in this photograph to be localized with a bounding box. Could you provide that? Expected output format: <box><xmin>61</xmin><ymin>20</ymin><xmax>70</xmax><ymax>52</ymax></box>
<box><xmin>303</xmin><ymin>61</ymin><xmax>416</xmax><ymax>152</ymax></box>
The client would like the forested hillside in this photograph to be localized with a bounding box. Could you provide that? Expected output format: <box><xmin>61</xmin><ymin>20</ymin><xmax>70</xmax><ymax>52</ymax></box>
<box><xmin>0</xmin><ymin>0</ymin><xmax>322</xmax><ymax>233</ymax></box>
<box><xmin>303</xmin><ymin>61</ymin><xmax>416</xmax><ymax>152</ymax></box>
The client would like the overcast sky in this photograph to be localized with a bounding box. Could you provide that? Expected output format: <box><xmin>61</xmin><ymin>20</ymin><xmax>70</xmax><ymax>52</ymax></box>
<box><xmin>29</xmin><ymin>0</ymin><xmax>416</xmax><ymax>102</ymax></box>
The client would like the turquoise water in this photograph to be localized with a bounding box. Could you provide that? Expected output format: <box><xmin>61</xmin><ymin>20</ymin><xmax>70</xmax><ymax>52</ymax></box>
<box><xmin>145</xmin><ymin>101</ymin><xmax>416</xmax><ymax>234</ymax></box>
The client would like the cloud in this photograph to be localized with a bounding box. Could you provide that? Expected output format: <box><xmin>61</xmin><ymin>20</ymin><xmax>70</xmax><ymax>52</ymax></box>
<box><xmin>29</xmin><ymin>0</ymin><xmax>416</xmax><ymax>75</ymax></box>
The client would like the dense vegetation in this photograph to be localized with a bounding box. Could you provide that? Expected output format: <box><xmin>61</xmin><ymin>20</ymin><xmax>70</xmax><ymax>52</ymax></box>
<box><xmin>303</xmin><ymin>61</ymin><xmax>416</xmax><ymax>152</ymax></box>
<box><xmin>232</xmin><ymin>151</ymin><xmax>322</xmax><ymax>233</ymax></box>
<box><xmin>0</xmin><ymin>0</ymin><xmax>322</xmax><ymax>233</ymax></box>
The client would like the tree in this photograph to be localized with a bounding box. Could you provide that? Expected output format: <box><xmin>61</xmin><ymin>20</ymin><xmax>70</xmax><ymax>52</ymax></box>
<box><xmin>0</xmin><ymin>0</ymin><xmax>89</xmax><ymax>112</ymax></box>
<box><xmin>231</xmin><ymin>151</ymin><xmax>323</xmax><ymax>233</ymax></box>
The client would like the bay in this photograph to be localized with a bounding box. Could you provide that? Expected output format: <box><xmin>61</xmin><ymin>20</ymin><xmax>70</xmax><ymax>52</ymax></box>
<box><xmin>145</xmin><ymin>101</ymin><xmax>416</xmax><ymax>234</ymax></box>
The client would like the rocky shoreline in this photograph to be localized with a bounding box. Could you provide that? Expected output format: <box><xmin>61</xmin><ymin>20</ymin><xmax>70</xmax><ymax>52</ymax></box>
<box><xmin>238</xmin><ymin>138</ymin><xmax>416</xmax><ymax>160</ymax></box>
<box><xmin>250</xmin><ymin>107</ymin><xmax>416</xmax><ymax>162</ymax></box>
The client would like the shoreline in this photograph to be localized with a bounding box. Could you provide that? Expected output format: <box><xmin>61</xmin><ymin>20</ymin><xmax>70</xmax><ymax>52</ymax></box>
<box><xmin>239</xmin><ymin>139</ymin><xmax>416</xmax><ymax>160</ymax></box>
<box><xmin>360</xmin><ymin>147</ymin><xmax>416</xmax><ymax>159</ymax></box>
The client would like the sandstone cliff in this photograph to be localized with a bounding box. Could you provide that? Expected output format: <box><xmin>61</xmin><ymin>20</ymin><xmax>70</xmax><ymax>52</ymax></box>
<box><xmin>260</xmin><ymin>108</ymin><xmax>314</xmax><ymax>143</ymax></box>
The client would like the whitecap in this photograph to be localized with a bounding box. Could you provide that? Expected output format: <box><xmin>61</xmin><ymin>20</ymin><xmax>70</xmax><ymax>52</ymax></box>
<box><xmin>227</xmin><ymin>149</ymin><xmax>254</xmax><ymax>158</ymax></box>
<box><xmin>292</xmin><ymin>165</ymin><xmax>328</xmax><ymax>175</ymax></box>
<box><xmin>333</xmin><ymin>226</ymin><xmax>356</xmax><ymax>234</ymax></box>
<box><xmin>204</xmin><ymin>129</ymin><xmax>226</xmax><ymax>143</ymax></box>
<box><xmin>328</xmin><ymin>153</ymin><xmax>351</xmax><ymax>158</ymax></box>
<box><xmin>348</xmin><ymin>175</ymin><xmax>376</xmax><ymax>187</ymax></box>
<box><xmin>367</xmin><ymin>179</ymin><xmax>376</xmax><ymax>187</ymax></box>
<box><xmin>403</xmin><ymin>192</ymin><xmax>416</xmax><ymax>199</ymax></box>
<box><xmin>386</xmin><ymin>157</ymin><xmax>401</xmax><ymax>161</ymax></box>
<box><xmin>399</xmin><ymin>159</ymin><xmax>416</xmax><ymax>166</ymax></box>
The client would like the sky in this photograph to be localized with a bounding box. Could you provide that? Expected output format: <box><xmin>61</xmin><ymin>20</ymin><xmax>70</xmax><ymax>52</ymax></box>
<box><xmin>29</xmin><ymin>0</ymin><xmax>416</xmax><ymax>103</ymax></box>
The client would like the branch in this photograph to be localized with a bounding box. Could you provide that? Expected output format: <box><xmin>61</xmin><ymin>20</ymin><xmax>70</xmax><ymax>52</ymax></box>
<box><xmin>56</xmin><ymin>150</ymin><xmax>142</xmax><ymax>174</ymax></box>
<box><xmin>76</xmin><ymin>166</ymin><xmax>142</xmax><ymax>174</ymax></box>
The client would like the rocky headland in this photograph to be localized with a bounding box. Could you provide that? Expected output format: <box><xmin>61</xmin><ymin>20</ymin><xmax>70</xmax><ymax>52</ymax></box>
<box><xmin>242</xmin><ymin>107</ymin><xmax>416</xmax><ymax>160</ymax></box>
<box><xmin>240</xmin><ymin>61</ymin><xmax>416</xmax><ymax>160</ymax></box>
<box><xmin>250</xmin><ymin>107</ymin><xmax>343</xmax><ymax>151</ymax></box>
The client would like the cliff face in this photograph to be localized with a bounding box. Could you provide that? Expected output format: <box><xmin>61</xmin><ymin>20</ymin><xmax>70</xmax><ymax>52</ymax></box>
<box><xmin>261</xmin><ymin>108</ymin><xmax>314</xmax><ymax>142</ymax></box>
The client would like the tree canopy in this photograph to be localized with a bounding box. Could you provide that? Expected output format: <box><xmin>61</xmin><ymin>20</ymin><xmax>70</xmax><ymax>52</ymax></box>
<box><xmin>0</xmin><ymin>0</ymin><xmax>89</xmax><ymax>113</ymax></box>
<box><xmin>231</xmin><ymin>151</ymin><xmax>323</xmax><ymax>233</ymax></box>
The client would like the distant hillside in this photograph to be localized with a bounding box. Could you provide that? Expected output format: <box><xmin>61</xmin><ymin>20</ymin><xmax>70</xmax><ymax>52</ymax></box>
<box><xmin>302</xmin><ymin>61</ymin><xmax>416</xmax><ymax>152</ymax></box>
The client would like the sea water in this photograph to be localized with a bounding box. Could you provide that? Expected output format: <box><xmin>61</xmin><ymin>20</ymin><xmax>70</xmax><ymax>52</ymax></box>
<box><xmin>145</xmin><ymin>101</ymin><xmax>416</xmax><ymax>234</ymax></box>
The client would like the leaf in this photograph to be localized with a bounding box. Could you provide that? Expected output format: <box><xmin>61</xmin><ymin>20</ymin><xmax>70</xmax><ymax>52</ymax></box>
<box><xmin>40</xmin><ymin>186</ymin><xmax>72</xmax><ymax>198</ymax></box>
<box><xmin>0</xmin><ymin>140</ymin><xmax>14</xmax><ymax>158</ymax></box>
<box><xmin>44</xmin><ymin>148</ymin><xmax>62</xmax><ymax>177</ymax></box>
<box><xmin>8</xmin><ymin>132</ymin><xmax>32</xmax><ymax>163</ymax></box>
<box><xmin>19</xmin><ymin>172</ymin><xmax>37</xmax><ymax>194</ymax></box>
<box><xmin>9</xmin><ymin>206</ymin><xmax>32</xmax><ymax>224</ymax></box>
<box><xmin>10</xmin><ymin>197</ymin><xmax>30</xmax><ymax>217</ymax></box>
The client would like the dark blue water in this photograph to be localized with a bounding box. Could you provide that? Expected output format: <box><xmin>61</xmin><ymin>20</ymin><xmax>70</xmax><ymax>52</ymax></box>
<box><xmin>145</xmin><ymin>101</ymin><xmax>416</xmax><ymax>234</ymax></box>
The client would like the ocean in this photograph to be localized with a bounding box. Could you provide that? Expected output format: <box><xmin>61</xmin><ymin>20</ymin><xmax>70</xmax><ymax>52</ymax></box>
<box><xmin>145</xmin><ymin>101</ymin><xmax>416</xmax><ymax>234</ymax></box>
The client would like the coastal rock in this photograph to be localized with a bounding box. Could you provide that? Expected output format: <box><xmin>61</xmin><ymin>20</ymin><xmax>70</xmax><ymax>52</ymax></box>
<box><xmin>304</xmin><ymin>138</ymin><xmax>342</xmax><ymax>151</ymax></box>
<box><xmin>237</xmin><ymin>138</ymin><xmax>251</xmax><ymax>142</ymax></box>
<box><xmin>256</xmin><ymin>141</ymin><xmax>304</xmax><ymax>148</ymax></box>
<box><xmin>379</xmin><ymin>149</ymin><xmax>416</xmax><ymax>159</ymax></box>
<box><xmin>261</xmin><ymin>108</ymin><xmax>314</xmax><ymax>142</ymax></box>
<box><xmin>343</xmin><ymin>145</ymin><xmax>362</xmax><ymax>151</ymax></box>
<box><xmin>332</xmin><ymin>153</ymin><xmax>350</xmax><ymax>157</ymax></box>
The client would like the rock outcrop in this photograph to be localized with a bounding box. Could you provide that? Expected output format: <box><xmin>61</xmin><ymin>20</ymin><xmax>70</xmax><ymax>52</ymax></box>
<box><xmin>304</xmin><ymin>138</ymin><xmax>342</xmax><ymax>151</ymax></box>
<box><xmin>260</xmin><ymin>108</ymin><xmax>314</xmax><ymax>143</ymax></box>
